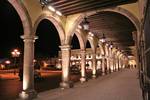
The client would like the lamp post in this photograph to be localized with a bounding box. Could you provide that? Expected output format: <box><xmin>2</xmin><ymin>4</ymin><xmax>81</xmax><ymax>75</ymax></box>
<box><xmin>11</xmin><ymin>49</ymin><xmax>20</xmax><ymax>75</ymax></box>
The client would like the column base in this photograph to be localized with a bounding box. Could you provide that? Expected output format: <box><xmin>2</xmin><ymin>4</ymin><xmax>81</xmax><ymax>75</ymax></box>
<box><xmin>106</xmin><ymin>70</ymin><xmax>110</xmax><ymax>74</ymax></box>
<box><xmin>111</xmin><ymin>70</ymin><xmax>114</xmax><ymax>73</ymax></box>
<box><xmin>80</xmin><ymin>77</ymin><xmax>87</xmax><ymax>83</ymax></box>
<box><xmin>60</xmin><ymin>81</ymin><xmax>74</xmax><ymax>89</ymax></box>
<box><xmin>19</xmin><ymin>89</ymin><xmax>37</xmax><ymax>100</ymax></box>
<box><xmin>92</xmin><ymin>74</ymin><xmax>97</xmax><ymax>79</ymax></box>
<box><xmin>102</xmin><ymin>72</ymin><xmax>105</xmax><ymax>76</ymax></box>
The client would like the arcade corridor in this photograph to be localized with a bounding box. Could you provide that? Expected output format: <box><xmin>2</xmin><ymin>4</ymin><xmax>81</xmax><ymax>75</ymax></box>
<box><xmin>1</xmin><ymin>0</ymin><xmax>150</xmax><ymax>100</ymax></box>
<box><xmin>36</xmin><ymin>68</ymin><xmax>142</xmax><ymax>100</ymax></box>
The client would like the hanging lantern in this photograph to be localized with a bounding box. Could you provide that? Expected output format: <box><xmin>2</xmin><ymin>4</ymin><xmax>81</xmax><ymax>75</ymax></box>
<box><xmin>82</xmin><ymin>17</ymin><xmax>89</xmax><ymax>31</ymax></box>
<box><xmin>110</xmin><ymin>42</ymin><xmax>113</xmax><ymax>48</ymax></box>
<box><xmin>100</xmin><ymin>33</ymin><xmax>106</xmax><ymax>43</ymax></box>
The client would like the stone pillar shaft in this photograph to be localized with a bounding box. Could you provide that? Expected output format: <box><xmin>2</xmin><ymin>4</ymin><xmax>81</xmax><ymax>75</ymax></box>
<box><xmin>19</xmin><ymin>35</ymin><xmax>37</xmax><ymax>99</ymax></box>
<box><xmin>80</xmin><ymin>50</ymin><xmax>86</xmax><ymax>82</ymax></box>
<box><xmin>116</xmin><ymin>57</ymin><xmax>119</xmax><ymax>71</ymax></box>
<box><xmin>92</xmin><ymin>53</ymin><xmax>97</xmax><ymax>78</ymax></box>
<box><xmin>59</xmin><ymin>45</ymin><xmax>72</xmax><ymax>88</ymax></box>
<box><xmin>106</xmin><ymin>58</ymin><xmax>110</xmax><ymax>73</ymax></box>
<box><xmin>102</xmin><ymin>55</ymin><xmax>105</xmax><ymax>75</ymax></box>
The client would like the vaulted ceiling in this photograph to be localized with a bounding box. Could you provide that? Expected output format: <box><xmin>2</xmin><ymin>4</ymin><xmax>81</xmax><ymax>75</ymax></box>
<box><xmin>88</xmin><ymin>11</ymin><xmax>136</xmax><ymax>55</ymax></box>
<box><xmin>45</xmin><ymin>0</ymin><xmax>137</xmax><ymax>15</ymax></box>
<box><xmin>41</xmin><ymin>0</ymin><xmax>138</xmax><ymax>56</ymax></box>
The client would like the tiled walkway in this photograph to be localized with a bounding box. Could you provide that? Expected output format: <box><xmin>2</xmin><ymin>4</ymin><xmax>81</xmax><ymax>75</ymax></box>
<box><xmin>35</xmin><ymin>68</ymin><xmax>143</xmax><ymax>100</ymax></box>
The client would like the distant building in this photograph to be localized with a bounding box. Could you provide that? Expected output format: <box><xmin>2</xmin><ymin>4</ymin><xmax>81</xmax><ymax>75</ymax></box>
<box><xmin>59</xmin><ymin>48</ymin><xmax>102</xmax><ymax>70</ymax></box>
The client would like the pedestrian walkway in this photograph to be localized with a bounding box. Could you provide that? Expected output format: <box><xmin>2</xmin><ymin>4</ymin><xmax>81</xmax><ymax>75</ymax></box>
<box><xmin>35</xmin><ymin>68</ymin><xmax>142</xmax><ymax>100</ymax></box>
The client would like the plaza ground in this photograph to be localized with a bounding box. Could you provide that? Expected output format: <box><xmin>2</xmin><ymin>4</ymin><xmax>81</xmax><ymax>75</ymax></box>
<box><xmin>36</xmin><ymin>68</ymin><xmax>142</xmax><ymax>100</ymax></box>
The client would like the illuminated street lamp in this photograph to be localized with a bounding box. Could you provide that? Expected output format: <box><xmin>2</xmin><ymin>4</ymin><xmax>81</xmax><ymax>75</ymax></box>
<box><xmin>11</xmin><ymin>49</ymin><xmax>20</xmax><ymax>58</ymax></box>
<box><xmin>11</xmin><ymin>49</ymin><xmax>20</xmax><ymax>74</ymax></box>
<box><xmin>5</xmin><ymin>60</ymin><xmax>11</xmax><ymax>64</ymax></box>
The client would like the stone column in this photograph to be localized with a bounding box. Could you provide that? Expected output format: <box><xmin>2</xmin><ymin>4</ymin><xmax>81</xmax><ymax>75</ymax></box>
<box><xmin>101</xmin><ymin>55</ymin><xmax>105</xmax><ymax>75</ymax></box>
<box><xmin>118</xmin><ymin>57</ymin><xmax>122</xmax><ymax>69</ymax></box>
<box><xmin>115</xmin><ymin>57</ymin><xmax>119</xmax><ymax>71</ymax></box>
<box><xmin>80</xmin><ymin>50</ymin><xmax>87</xmax><ymax>83</ymax></box>
<box><xmin>92</xmin><ymin>53</ymin><xmax>97</xmax><ymax>78</ymax></box>
<box><xmin>113</xmin><ymin>56</ymin><xmax>116</xmax><ymax>71</ymax></box>
<box><xmin>59</xmin><ymin>45</ymin><xmax>72</xmax><ymax>88</ymax></box>
<box><xmin>19</xmin><ymin>35</ymin><xmax>38</xmax><ymax>100</ymax></box>
<box><xmin>106</xmin><ymin>57</ymin><xmax>110</xmax><ymax>73</ymax></box>
<box><xmin>110</xmin><ymin>58</ymin><xmax>114</xmax><ymax>72</ymax></box>
<box><xmin>109</xmin><ymin>48</ymin><xmax>113</xmax><ymax>72</ymax></box>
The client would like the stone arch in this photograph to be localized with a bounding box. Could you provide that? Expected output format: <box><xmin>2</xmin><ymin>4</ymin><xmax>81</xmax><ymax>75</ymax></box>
<box><xmin>67</xmin><ymin>6</ymin><xmax>140</xmax><ymax>60</ymax></box>
<box><xmin>8</xmin><ymin>0</ymin><xmax>32</xmax><ymax>36</ymax></box>
<box><xmin>33</xmin><ymin>14</ymin><xmax>65</xmax><ymax>45</ymax></box>
<box><xmin>72</xmin><ymin>30</ymin><xmax>86</xmax><ymax>50</ymax></box>
<box><xmin>96</xmin><ymin>7</ymin><xmax>140</xmax><ymax>32</ymax></box>
<box><xmin>86</xmin><ymin>38</ymin><xmax>96</xmax><ymax>53</ymax></box>
<box><xmin>98</xmin><ymin>42</ymin><xmax>105</xmax><ymax>55</ymax></box>
<box><xmin>67</xmin><ymin>6</ymin><xmax>140</xmax><ymax>44</ymax></box>
<box><xmin>66</xmin><ymin>14</ymin><xmax>84</xmax><ymax>44</ymax></box>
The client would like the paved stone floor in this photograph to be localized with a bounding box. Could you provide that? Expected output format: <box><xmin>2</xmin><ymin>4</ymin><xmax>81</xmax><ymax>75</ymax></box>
<box><xmin>35</xmin><ymin>68</ymin><xmax>143</xmax><ymax>100</ymax></box>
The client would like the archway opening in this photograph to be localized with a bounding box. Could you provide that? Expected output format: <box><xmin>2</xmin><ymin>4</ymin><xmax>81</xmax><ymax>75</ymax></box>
<box><xmin>86</xmin><ymin>40</ymin><xmax>91</xmax><ymax>48</ymax></box>
<box><xmin>86</xmin><ymin>40</ymin><xmax>92</xmax><ymax>70</ymax></box>
<box><xmin>70</xmin><ymin>34</ymin><xmax>81</xmax><ymax>80</ymax></box>
<box><xmin>35</xmin><ymin>19</ymin><xmax>62</xmax><ymax>92</ymax></box>
<box><xmin>87</xmin><ymin>11</ymin><xmax>137</xmax><ymax>69</ymax></box>
<box><xmin>35</xmin><ymin>19</ymin><xmax>61</xmax><ymax>58</ymax></box>
<box><xmin>0</xmin><ymin>0</ymin><xmax>24</xmax><ymax>100</ymax></box>
<box><xmin>71</xmin><ymin>34</ymin><xmax>80</xmax><ymax>49</ymax></box>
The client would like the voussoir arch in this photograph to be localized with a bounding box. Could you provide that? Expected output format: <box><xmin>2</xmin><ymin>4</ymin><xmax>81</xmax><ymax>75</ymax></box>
<box><xmin>8</xmin><ymin>0</ymin><xmax>32</xmax><ymax>36</ymax></box>
<box><xmin>33</xmin><ymin>13</ymin><xmax>65</xmax><ymax>45</ymax></box>
<box><xmin>97</xmin><ymin>7</ymin><xmax>140</xmax><ymax>32</ymax></box>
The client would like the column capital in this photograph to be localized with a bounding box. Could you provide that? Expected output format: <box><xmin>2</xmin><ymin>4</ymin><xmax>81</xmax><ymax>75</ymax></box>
<box><xmin>21</xmin><ymin>35</ymin><xmax>38</xmax><ymax>40</ymax></box>
<box><xmin>59</xmin><ymin>45</ymin><xmax>71</xmax><ymax>50</ymax></box>
<box><xmin>21</xmin><ymin>35</ymin><xmax>38</xmax><ymax>42</ymax></box>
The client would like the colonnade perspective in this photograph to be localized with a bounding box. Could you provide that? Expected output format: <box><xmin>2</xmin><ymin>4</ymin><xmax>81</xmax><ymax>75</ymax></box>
<box><xmin>7</xmin><ymin>0</ymin><xmax>142</xmax><ymax>100</ymax></box>
<box><xmin>19</xmin><ymin>31</ymin><xmax>128</xmax><ymax>99</ymax></box>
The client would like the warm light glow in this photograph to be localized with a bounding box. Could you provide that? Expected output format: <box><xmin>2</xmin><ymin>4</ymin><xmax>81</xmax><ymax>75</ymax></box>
<box><xmin>88</xmin><ymin>32</ymin><xmax>94</xmax><ymax>37</ymax></box>
<box><xmin>11</xmin><ymin>49</ymin><xmax>20</xmax><ymax>57</ymax></box>
<box><xmin>14</xmin><ymin>49</ymin><xmax>18</xmax><ymax>52</ymax></box>
<box><xmin>5</xmin><ymin>60</ymin><xmax>11</xmax><ymax>64</ymax></box>
<box><xmin>33</xmin><ymin>59</ymin><xmax>36</xmax><ymax>63</ymax></box>
<box><xmin>43</xmin><ymin>62</ymin><xmax>48</xmax><ymax>67</ymax></box>
<box><xmin>129</xmin><ymin>60</ymin><xmax>136</xmax><ymax>65</ymax></box>
<box><xmin>56</xmin><ymin>11</ymin><xmax>62</xmax><ymax>16</ymax></box>
<box><xmin>110</xmin><ymin>67</ymin><xmax>114</xmax><ymax>71</ymax></box>
<box><xmin>100</xmin><ymin>38</ymin><xmax>106</xmax><ymax>43</ymax></box>
<box><xmin>78</xmin><ymin>25</ymin><xmax>82</xmax><ymax>29</ymax></box>
<box><xmin>48</xmin><ymin>5</ymin><xmax>55</xmax><ymax>12</ymax></box>
<box><xmin>110</xmin><ymin>44</ymin><xmax>113</xmax><ymax>48</ymax></box>
<box><xmin>23</xmin><ymin>75</ymin><xmax>28</xmax><ymax>90</ymax></box>
<box><xmin>100</xmin><ymin>33</ymin><xmax>106</xmax><ymax>43</ymax></box>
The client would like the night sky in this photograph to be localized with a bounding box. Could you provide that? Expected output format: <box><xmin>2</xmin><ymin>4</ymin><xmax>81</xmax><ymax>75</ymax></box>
<box><xmin>0</xmin><ymin>0</ymin><xmax>23</xmax><ymax>58</ymax></box>
<box><xmin>0</xmin><ymin>0</ymin><xmax>83</xmax><ymax>59</ymax></box>
<box><xmin>35</xmin><ymin>19</ymin><xmax>60</xmax><ymax>58</ymax></box>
